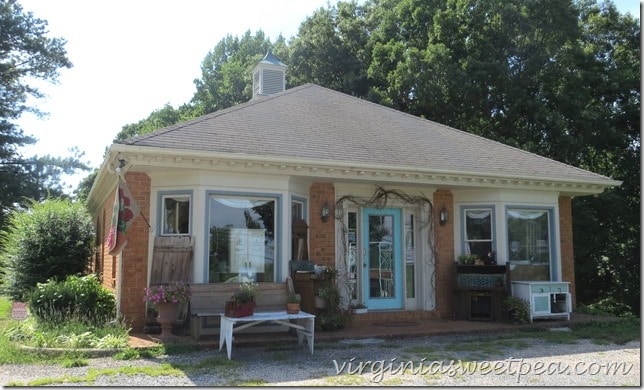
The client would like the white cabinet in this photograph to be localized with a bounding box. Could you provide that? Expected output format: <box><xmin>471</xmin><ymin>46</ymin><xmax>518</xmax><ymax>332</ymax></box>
<box><xmin>511</xmin><ymin>281</ymin><xmax>571</xmax><ymax>322</ymax></box>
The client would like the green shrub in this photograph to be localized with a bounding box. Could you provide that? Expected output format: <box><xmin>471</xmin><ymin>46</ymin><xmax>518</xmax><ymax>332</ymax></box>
<box><xmin>0</xmin><ymin>198</ymin><xmax>95</xmax><ymax>301</ymax></box>
<box><xmin>29</xmin><ymin>275</ymin><xmax>116</xmax><ymax>326</ymax></box>
<box><xmin>502</xmin><ymin>296</ymin><xmax>530</xmax><ymax>325</ymax></box>
<box><xmin>576</xmin><ymin>297</ymin><xmax>634</xmax><ymax>317</ymax></box>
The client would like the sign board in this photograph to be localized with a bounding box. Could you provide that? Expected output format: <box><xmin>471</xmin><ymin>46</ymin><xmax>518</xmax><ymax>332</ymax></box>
<box><xmin>229</xmin><ymin>228</ymin><xmax>266</xmax><ymax>274</ymax></box>
<box><xmin>11</xmin><ymin>302</ymin><xmax>28</xmax><ymax>321</ymax></box>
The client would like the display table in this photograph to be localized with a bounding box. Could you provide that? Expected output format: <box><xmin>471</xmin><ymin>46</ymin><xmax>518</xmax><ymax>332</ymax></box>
<box><xmin>219</xmin><ymin>311</ymin><xmax>315</xmax><ymax>360</ymax></box>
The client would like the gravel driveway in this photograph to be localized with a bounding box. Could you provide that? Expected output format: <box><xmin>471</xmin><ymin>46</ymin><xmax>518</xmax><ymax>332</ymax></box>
<box><xmin>1</xmin><ymin>332</ymin><xmax>639</xmax><ymax>386</ymax></box>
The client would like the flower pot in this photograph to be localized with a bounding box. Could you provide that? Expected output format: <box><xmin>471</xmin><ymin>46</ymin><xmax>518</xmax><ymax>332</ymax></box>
<box><xmin>286</xmin><ymin>302</ymin><xmax>300</xmax><ymax>314</ymax></box>
<box><xmin>315</xmin><ymin>296</ymin><xmax>327</xmax><ymax>309</ymax></box>
<box><xmin>156</xmin><ymin>302</ymin><xmax>180</xmax><ymax>340</ymax></box>
<box><xmin>225</xmin><ymin>301</ymin><xmax>256</xmax><ymax>317</ymax></box>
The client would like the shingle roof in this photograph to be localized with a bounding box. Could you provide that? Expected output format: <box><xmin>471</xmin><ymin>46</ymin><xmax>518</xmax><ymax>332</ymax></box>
<box><xmin>122</xmin><ymin>83</ymin><xmax>616</xmax><ymax>185</ymax></box>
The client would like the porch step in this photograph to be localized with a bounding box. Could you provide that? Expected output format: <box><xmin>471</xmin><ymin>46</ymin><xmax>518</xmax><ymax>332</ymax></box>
<box><xmin>350</xmin><ymin>310</ymin><xmax>434</xmax><ymax>325</ymax></box>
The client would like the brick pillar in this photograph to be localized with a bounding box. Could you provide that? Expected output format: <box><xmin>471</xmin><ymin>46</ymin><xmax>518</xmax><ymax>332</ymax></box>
<box><xmin>433</xmin><ymin>189</ymin><xmax>454</xmax><ymax>318</ymax></box>
<box><xmin>119</xmin><ymin>172</ymin><xmax>151</xmax><ymax>331</ymax></box>
<box><xmin>559</xmin><ymin>196</ymin><xmax>576</xmax><ymax>307</ymax></box>
<box><xmin>309</xmin><ymin>182</ymin><xmax>336</xmax><ymax>267</ymax></box>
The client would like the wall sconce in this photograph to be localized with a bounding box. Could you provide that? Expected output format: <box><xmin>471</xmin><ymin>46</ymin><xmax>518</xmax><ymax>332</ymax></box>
<box><xmin>321</xmin><ymin>202</ymin><xmax>330</xmax><ymax>223</ymax></box>
<box><xmin>439</xmin><ymin>207</ymin><xmax>449</xmax><ymax>226</ymax></box>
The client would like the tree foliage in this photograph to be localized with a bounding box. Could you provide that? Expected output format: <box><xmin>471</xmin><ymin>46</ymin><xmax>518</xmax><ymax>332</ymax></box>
<box><xmin>0</xmin><ymin>198</ymin><xmax>95</xmax><ymax>301</ymax></box>
<box><xmin>0</xmin><ymin>1</ymin><xmax>89</xmax><ymax>228</ymax></box>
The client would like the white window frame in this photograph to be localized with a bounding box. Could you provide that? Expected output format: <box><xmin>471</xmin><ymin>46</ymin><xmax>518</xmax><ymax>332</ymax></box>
<box><xmin>160</xmin><ymin>193</ymin><xmax>192</xmax><ymax>236</ymax></box>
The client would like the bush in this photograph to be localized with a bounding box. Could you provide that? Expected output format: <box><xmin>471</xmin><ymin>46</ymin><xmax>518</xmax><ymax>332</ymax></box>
<box><xmin>576</xmin><ymin>297</ymin><xmax>634</xmax><ymax>317</ymax></box>
<box><xmin>0</xmin><ymin>198</ymin><xmax>95</xmax><ymax>301</ymax></box>
<box><xmin>29</xmin><ymin>275</ymin><xmax>116</xmax><ymax>326</ymax></box>
<box><xmin>502</xmin><ymin>296</ymin><xmax>530</xmax><ymax>325</ymax></box>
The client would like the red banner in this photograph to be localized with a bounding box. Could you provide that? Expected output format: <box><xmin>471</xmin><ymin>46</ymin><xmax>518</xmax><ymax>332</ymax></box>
<box><xmin>106</xmin><ymin>177</ymin><xmax>141</xmax><ymax>255</ymax></box>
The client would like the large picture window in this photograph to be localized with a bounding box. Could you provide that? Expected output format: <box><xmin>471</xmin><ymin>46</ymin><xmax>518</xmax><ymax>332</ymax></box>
<box><xmin>208</xmin><ymin>195</ymin><xmax>276</xmax><ymax>283</ymax></box>
<box><xmin>162</xmin><ymin>195</ymin><xmax>191</xmax><ymax>235</ymax></box>
<box><xmin>507</xmin><ymin>208</ymin><xmax>551</xmax><ymax>264</ymax></box>
<box><xmin>463</xmin><ymin>208</ymin><xmax>494</xmax><ymax>259</ymax></box>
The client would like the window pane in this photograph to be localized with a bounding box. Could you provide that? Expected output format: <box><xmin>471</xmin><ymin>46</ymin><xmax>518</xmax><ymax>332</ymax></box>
<box><xmin>507</xmin><ymin>209</ymin><xmax>551</xmax><ymax>280</ymax></box>
<box><xmin>507</xmin><ymin>210</ymin><xmax>550</xmax><ymax>263</ymax></box>
<box><xmin>465</xmin><ymin>210</ymin><xmax>491</xmax><ymax>240</ymax></box>
<box><xmin>463</xmin><ymin>208</ymin><xmax>493</xmax><ymax>260</ymax></box>
<box><xmin>208</xmin><ymin>196</ymin><xmax>275</xmax><ymax>283</ymax></box>
<box><xmin>292</xmin><ymin>201</ymin><xmax>304</xmax><ymax>221</ymax></box>
<box><xmin>163</xmin><ymin>196</ymin><xmax>190</xmax><ymax>235</ymax></box>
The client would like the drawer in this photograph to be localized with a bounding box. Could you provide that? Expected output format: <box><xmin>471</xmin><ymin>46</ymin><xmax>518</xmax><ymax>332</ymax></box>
<box><xmin>549</xmin><ymin>283</ymin><xmax>568</xmax><ymax>293</ymax></box>
<box><xmin>530</xmin><ymin>284</ymin><xmax>550</xmax><ymax>293</ymax></box>
<box><xmin>529</xmin><ymin>283</ymin><xmax>569</xmax><ymax>293</ymax></box>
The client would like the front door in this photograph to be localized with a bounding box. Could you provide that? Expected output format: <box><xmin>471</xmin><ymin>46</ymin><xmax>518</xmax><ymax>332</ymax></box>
<box><xmin>362</xmin><ymin>208</ymin><xmax>403</xmax><ymax>310</ymax></box>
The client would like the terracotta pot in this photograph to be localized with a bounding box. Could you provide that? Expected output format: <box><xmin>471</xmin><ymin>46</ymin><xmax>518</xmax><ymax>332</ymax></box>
<box><xmin>156</xmin><ymin>302</ymin><xmax>180</xmax><ymax>340</ymax></box>
<box><xmin>286</xmin><ymin>303</ymin><xmax>300</xmax><ymax>314</ymax></box>
<box><xmin>225</xmin><ymin>301</ymin><xmax>256</xmax><ymax>317</ymax></box>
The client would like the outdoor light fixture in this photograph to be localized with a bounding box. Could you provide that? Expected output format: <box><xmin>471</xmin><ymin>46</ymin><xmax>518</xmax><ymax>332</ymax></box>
<box><xmin>321</xmin><ymin>202</ymin><xmax>330</xmax><ymax>222</ymax></box>
<box><xmin>113</xmin><ymin>158</ymin><xmax>127</xmax><ymax>173</ymax></box>
<box><xmin>439</xmin><ymin>208</ymin><xmax>449</xmax><ymax>226</ymax></box>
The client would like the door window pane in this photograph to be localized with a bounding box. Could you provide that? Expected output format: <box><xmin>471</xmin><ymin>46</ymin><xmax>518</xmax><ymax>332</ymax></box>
<box><xmin>405</xmin><ymin>212</ymin><xmax>415</xmax><ymax>298</ymax></box>
<box><xmin>208</xmin><ymin>196</ymin><xmax>276</xmax><ymax>283</ymax></box>
<box><xmin>368</xmin><ymin>215</ymin><xmax>394</xmax><ymax>298</ymax></box>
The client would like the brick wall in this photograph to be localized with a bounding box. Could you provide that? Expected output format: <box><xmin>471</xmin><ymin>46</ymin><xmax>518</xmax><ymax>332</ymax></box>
<box><xmin>559</xmin><ymin>196</ymin><xmax>576</xmax><ymax>307</ymax></box>
<box><xmin>308</xmin><ymin>182</ymin><xmax>336</xmax><ymax>267</ymax></box>
<box><xmin>432</xmin><ymin>189</ymin><xmax>454</xmax><ymax>318</ymax></box>
<box><xmin>95</xmin><ymin>172</ymin><xmax>151</xmax><ymax>331</ymax></box>
<box><xmin>119</xmin><ymin>172</ymin><xmax>151</xmax><ymax>331</ymax></box>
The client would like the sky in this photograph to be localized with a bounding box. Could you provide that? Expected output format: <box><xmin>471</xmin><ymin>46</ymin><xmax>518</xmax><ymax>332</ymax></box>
<box><xmin>15</xmin><ymin>0</ymin><xmax>641</xmax><ymax>192</ymax></box>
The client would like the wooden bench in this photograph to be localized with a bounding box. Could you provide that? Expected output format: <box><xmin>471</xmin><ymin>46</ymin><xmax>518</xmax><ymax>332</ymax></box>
<box><xmin>189</xmin><ymin>279</ymin><xmax>295</xmax><ymax>340</ymax></box>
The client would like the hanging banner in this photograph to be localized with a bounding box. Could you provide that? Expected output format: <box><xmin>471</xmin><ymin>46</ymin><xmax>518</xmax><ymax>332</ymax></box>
<box><xmin>106</xmin><ymin>177</ymin><xmax>141</xmax><ymax>255</ymax></box>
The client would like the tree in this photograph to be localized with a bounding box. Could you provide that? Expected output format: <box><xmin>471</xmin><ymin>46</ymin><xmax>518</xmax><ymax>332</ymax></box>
<box><xmin>0</xmin><ymin>198</ymin><xmax>95</xmax><ymax>301</ymax></box>
<box><xmin>0</xmin><ymin>1</ymin><xmax>89</xmax><ymax>228</ymax></box>
<box><xmin>191</xmin><ymin>30</ymin><xmax>274</xmax><ymax>115</ymax></box>
<box><xmin>287</xmin><ymin>1</ymin><xmax>371</xmax><ymax>97</ymax></box>
<box><xmin>115</xmin><ymin>103</ymin><xmax>195</xmax><ymax>142</ymax></box>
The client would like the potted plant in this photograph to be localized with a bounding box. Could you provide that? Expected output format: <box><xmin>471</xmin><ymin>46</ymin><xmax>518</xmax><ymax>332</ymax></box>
<box><xmin>225</xmin><ymin>282</ymin><xmax>258</xmax><ymax>317</ymax></box>
<box><xmin>317</xmin><ymin>284</ymin><xmax>352</xmax><ymax>330</ymax></box>
<box><xmin>286</xmin><ymin>292</ymin><xmax>301</xmax><ymax>314</ymax></box>
<box><xmin>314</xmin><ymin>265</ymin><xmax>338</xmax><ymax>309</ymax></box>
<box><xmin>143</xmin><ymin>283</ymin><xmax>192</xmax><ymax>339</ymax></box>
<box><xmin>457</xmin><ymin>254</ymin><xmax>479</xmax><ymax>265</ymax></box>
<box><xmin>351</xmin><ymin>303</ymin><xmax>367</xmax><ymax>314</ymax></box>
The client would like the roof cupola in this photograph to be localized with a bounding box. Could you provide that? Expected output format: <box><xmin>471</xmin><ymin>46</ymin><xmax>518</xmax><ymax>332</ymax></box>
<box><xmin>252</xmin><ymin>49</ymin><xmax>287</xmax><ymax>99</ymax></box>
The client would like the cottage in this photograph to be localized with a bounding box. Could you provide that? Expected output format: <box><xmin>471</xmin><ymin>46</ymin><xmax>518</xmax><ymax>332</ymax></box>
<box><xmin>86</xmin><ymin>52</ymin><xmax>619</xmax><ymax>333</ymax></box>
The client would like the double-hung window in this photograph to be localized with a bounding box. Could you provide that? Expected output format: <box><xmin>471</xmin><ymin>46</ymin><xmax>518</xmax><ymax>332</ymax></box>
<box><xmin>462</xmin><ymin>207</ymin><xmax>494</xmax><ymax>259</ymax></box>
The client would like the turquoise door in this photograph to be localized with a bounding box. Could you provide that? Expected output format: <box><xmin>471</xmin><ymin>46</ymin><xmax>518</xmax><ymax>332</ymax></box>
<box><xmin>362</xmin><ymin>208</ymin><xmax>403</xmax><ymax>310</ymax></box>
